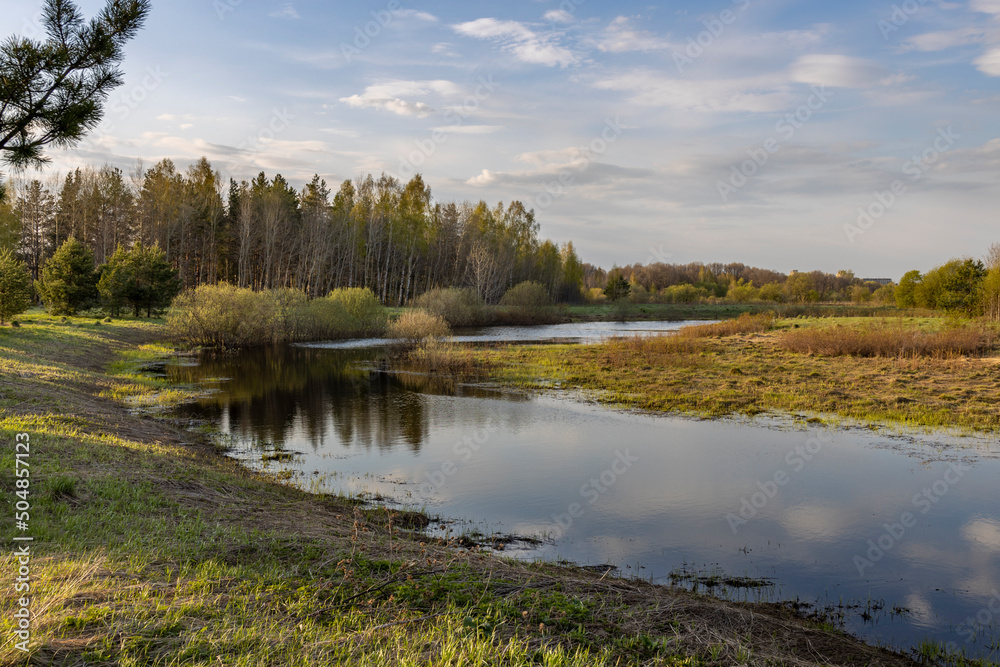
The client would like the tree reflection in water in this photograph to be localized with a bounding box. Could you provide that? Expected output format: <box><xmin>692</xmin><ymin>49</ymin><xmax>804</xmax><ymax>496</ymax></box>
<box><xmin>170</xmin><ymin>344</ymin><xmax>515</xmax><ymax>454</ymax></box>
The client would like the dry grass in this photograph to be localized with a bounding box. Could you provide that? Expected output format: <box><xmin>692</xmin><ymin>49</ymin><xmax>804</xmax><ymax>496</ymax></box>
<box><xmin>387</xmin><ymin>309</ymin><xmax>451</xmax><ymax>342</ymax></box>
<box><xmin>440</xmin><ymin>317</ymin><xmax>1000</xmax><ymax>432</ymax></box>
<box><xmin>780</xmin><ymin>321</ymin><xmax>999</xmax><ymax>358</ymax></box>
<box><xmin>677</xmin><ymin>312</ymin><xmax>777</xmax><ymax>339</ymax></box>
<box><xmin>404</xmin><ymin>339</ymin><xmax>491</xmax><ymax>377</ymax></box>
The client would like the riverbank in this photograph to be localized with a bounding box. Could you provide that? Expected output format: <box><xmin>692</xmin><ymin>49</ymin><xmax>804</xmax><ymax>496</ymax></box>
<box><xmin>0</xmin><ymin>312</ymin><xmax>919</xmax><ymax>665</ymax></box>
<box><xmin>416</xmin><ymin>315</ymin><xmax>1000</xmax><ymax>434</ymax></box>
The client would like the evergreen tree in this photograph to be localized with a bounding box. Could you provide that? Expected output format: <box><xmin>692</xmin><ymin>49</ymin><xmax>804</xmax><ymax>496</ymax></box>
<box><xmin>36</xmin><ymin>237</ymin><xmax>97</xmax><ymax>315</ymax></box>
<box><xmin>0</xmin><ymin>182</ymin><xmax>19</xmax><ymax>253</ymax></box>
<box><xmin>129</xmin><ymin>243</ymin><xmax>181</xmax><ymax>317</ymax></box>
<box><xmin>0</xmin><ymin>248</ymin><xmax>33</xmax><ymax>324</ymax></box>
<box><xmin>97</xmin><ymin>245</ymin><xmax>132</xmax><ymax>316</ymax></box>
<box><xmin>560</xmin><ymin>242</ymin><xmax>584</xmax><ymax>303</ymax></box>
<box><xmin>0</xmin><ymin>0</ymin><xmax>151</xmax><ymax>171</ymax></box>
<box><xmin>604</xmin><ymin>270</ymin><xmax>631</xmax><ymax>301</ymax></box>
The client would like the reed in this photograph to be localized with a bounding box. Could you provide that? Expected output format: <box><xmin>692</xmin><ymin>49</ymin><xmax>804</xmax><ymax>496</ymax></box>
<box><xmin>779</xmin><ymin>321</ymin><xmax>998</xmax><ymax>358</ymax></box>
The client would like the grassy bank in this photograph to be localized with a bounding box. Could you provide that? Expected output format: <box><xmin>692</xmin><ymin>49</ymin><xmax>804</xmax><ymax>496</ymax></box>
<box><xmin>0</xmin><ymin>311</ymin><xmax>921</xmax><ymax>665</ymax></box>
<box><xmin>404</xmin><ymin>315</ymin><xmax>1000</xmax><ymax>433</ymax></box>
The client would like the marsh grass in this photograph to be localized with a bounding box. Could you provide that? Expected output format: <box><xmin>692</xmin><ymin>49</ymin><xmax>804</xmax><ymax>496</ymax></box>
<box><xmin>676</xmin><ymin>312</ymin><xmax>776</xmax><ymax>338</ymax></box>
<box><xmin>405</xmin><ymin>339</ymin><xmax>495</xmax><ymax>378</ymax></box>
<box><xmin>780</xmin><ymin>321</ymin><xmax>998</xmax><ymax>358</ymax></box>
<box><xmin>423</xmin><ymin>316</ymin><xmax>1000</xmax><ymax>431</ymax></box>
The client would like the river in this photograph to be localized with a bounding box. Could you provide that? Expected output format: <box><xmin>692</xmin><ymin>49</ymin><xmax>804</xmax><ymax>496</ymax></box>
<box><xmin>168</xmin><ymin>321</ymin><xmax>1000</xmax><ymax>661</ymax></box>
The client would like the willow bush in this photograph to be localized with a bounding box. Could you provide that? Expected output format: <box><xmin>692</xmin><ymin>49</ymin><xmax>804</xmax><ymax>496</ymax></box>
<box><xmin>413</xmin><ymin>287</ymin><xmax>488</xmax><ymax>327</ymax></box>
<box><xmin>168</xmin><ymin>285</ymin><xmax>387</xmax><ymax>347</ymax></box>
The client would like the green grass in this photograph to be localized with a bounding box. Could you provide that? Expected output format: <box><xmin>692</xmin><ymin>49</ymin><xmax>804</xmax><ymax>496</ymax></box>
<box><xmin>0</xmin><ymin>314</ymin><xmax>922</xmax><ymax>666</ymax></box>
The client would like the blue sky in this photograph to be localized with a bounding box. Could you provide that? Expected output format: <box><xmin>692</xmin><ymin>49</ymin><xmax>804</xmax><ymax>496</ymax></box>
<box><xmin>3</xmin><ymin>0</ymin><xmax>1000</xmax><ymax>276</ymax></box>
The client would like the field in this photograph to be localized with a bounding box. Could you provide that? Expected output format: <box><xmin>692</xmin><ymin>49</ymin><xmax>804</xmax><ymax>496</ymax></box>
<box><xmin>0</xmin><ymin>310</ymin><xmax>923</xmax><ymax>666</ymax></box>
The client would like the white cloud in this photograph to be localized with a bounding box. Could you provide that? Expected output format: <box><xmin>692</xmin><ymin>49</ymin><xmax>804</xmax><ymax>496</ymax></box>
<box><xmin>975</xmin><ymin>47</ymin><xmax>1000</xmax><ymax>74</ymax></box>
<box><xmin>396</xmin><ymin>9</ymin><xmax>438</xmax><ymax>22</ymax></box>
<box><xmin>598</xmin><ymin>16</ymin><xmax>673</xmax><ymax>53</ymax></box>
<box><xmin>340</xmin><ymin>95</ymin><xmax>434</xmax><ymax>117</ymax></box>
<box><xmin>465</xmin><ymin>147</ymin><xmax>653</xmax><ymax>188</ymax></box>
<box><xmin>269</xmin><ymin>3</ymin><xmax>300</xmax><ymax>20</ymax></box>
<box><xmin>971</xmin><ymin>0</ymin><xmax>1000</xmax><ymax>14</ymax></box>
<box><xmin>431</xmin><ymin>42</ymin><xmax>459</xmax><ymax>57</ymax></box>
<box><xmin>789</xmin><ymin>54</ymin><xmax>888</xmax><ymax>88</ymax></box>
<box><xmin>338</xmin><ymin>80</ymin><xmax>462</xmax><ymax>117</ymax></box>
<box><xmin>592</xmin><ymin>70</ymin><xmax>792</xmax><ymax>113</ymax></box>
<box><xmin>902</xmin><ymin>26</ymin><xmax>990</xmax><ymax>51</ymax></box>
<box><xmin>543</xmin><ymin>9</ymin><xmax>574</xmax><ymax>22</ymax></box>
<box><xmin>452</xmin><ymin>18</ymin><xmax>576</xmax><ymax>67</ymax></box>
<box><xmin>431</xmin><ymin>125</ymin><xmax>504</xmax><ymax>135</ymax></box>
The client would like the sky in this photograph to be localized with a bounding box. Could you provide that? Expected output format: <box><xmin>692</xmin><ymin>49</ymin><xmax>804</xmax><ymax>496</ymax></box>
<box><xmin>2</xmin><ymin>0</ymin><xmax>1000</xmax><ymax>277</ymax></box>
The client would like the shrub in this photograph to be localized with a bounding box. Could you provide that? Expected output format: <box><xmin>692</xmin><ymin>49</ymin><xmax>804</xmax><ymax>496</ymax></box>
<box><xmin>725</xmin><ymin>282</ymin><xmax>758</xmax><ymax>303</ymax></box>
<box><xmin>757</xmin><ymin>283</ymin><xmax>785</xmax><ymax>303</ymax></box>
<box><xmin>328</xmin><ymin>287</ymin><xmax>387</xmax><ymax>335</ymax></box>
<box><xmin>414</xmin><ymin>287</ymin><xmax>487</xmax><ymax>326</ymax></box>
<box><xmin>500</xmin><ymin>281</ymin><xmax>554</xmax><ymax>322</ymax></box>
<box><xmin>387</xmin><ymin>309</ymin><xmax>451</xmax><ymax>342</ymax></box>
<box><xmin>611</xmin><ymin>297</ymin><xmax>633</xmax><ymax>322</ymax></box>
<box><xmin>628</xmin><ymin>283</ymin><xmax>650</xmax><ymax>304</ymax></box>
<box><xmin>169</xmin><ymin>285</ymin><xmax>276</xmax><ymax>347</ymax></box>
<box><xmin>660</xmin><ymin>284</ymin><xmax>705</xmax><ymax>304</ymax></box>
<box><xmin>586</xmin><ymin>287</ymin><xmax>607</xmax><ymax>303</ymax></box>
<box><xmin>168</xmin><ymin>285</ymin><xmax>389</xmax><ymax>348</ymax></box>
<box><xmin>0</xmin><ymin>248</ymin><xmax>33</xmax><ymax>324</ymax></box>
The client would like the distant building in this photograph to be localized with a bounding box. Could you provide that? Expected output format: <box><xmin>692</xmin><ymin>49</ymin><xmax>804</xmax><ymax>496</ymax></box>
<box><xmin>860</xmin><ymin>278</ymin><xmax>893</xmax><ymax>286</ymax></box>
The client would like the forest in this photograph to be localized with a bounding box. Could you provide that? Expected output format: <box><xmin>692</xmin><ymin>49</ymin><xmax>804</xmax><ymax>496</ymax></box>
<box><xmin>1</xmin><ymin>157</ymin><xmax>998</xmax><ymax>321</ymax></box>
<box><xmin>0</xmin><ymin>158</ymin><xmax>585</xmax><ymax>306</ymax></box>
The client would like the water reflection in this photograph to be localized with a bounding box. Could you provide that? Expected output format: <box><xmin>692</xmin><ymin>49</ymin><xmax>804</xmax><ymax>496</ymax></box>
<box><xmin>171</xmin><ymin>346</ymin><xmax>516</xmax><ymax>453</ymax></box>
<box><xmin>169</xmin><ymin>332</ymin><xmax>1000</xmax><ymax>661</ymax></box>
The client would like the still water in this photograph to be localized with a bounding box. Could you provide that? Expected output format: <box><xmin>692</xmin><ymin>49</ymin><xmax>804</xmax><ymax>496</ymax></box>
<box><xmin>169</xmin><ymin>321</ymin><xmax>1000</xmax><ymax>660</ymax></box>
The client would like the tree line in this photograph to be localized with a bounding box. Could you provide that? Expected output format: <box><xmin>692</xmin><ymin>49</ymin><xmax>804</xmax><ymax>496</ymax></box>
<box><xmin>587</xmin><ymin>253</ymin><xmax>1000</xmax><ymax>318</ymax></box>
<box><xmin>0</xmin><ymin>158</ymin><xmax>586</xmax><ymax>308</ymax></box>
